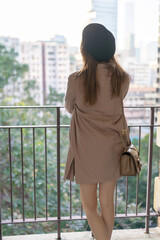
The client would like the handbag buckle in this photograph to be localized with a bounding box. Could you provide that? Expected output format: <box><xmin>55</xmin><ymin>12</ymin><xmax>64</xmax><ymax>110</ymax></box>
<box><xmin>122</xmin><ymin>129</ymin><xmax>127</xmax><ymax>134</ymax></box>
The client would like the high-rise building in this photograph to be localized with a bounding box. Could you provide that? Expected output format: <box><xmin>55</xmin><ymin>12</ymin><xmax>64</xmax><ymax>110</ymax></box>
<box><xmin>125</xmin><ymin>1</ymin><xmax>134</xmax><ymax>34</ymax></box>
<box><xmin>124</xmin><ymin>86</ymin><xmax>157</xmax><ymax>138</ymax></box>
<box><xmin>146</xmin><ymin>42</ymin><xmax>158</xmax><ymax>61</ymax></box>
<box><xmin>69</xmin><ymin>46</ymin><xmax>82</xmax><ymax>73</ymax></box>
<box><xmin>41</xmin><ymin>35</ymin><xmax>70</xmax><ymax>104</ymax></box>
<box><xmin>125</xmin><ymin>62</ymin><xmax>150</xmax><ymax>86</ymax></box>
<box><xmin>124</xmin><ymin>1</ymin><xmax>135</xmax><ymax>57</ymax></box>
<box><xmin>87</xmin><ymin>0</ymin><xmax>118</xmax><ymax>39</ymax></box>
<box><xmin>20</xmin><ymin>41</ymin><xmax>43</xmax><ymax>104</ymax></box>
<box><xmin>21</xmin><ymin>35</ymin><xmax>70</xmax><ymax>104</ymax></box>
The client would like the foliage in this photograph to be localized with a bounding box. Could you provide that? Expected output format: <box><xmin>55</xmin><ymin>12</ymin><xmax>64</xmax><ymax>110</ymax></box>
<box><xmin>46</xmin><ymin>86</ymin><xmax>65</xmax><ymax>105</ymax></box>
<box><xmin>0</xmin><ymin>44</ymin><xmax>28</xmax><ymax>89</ymax></box>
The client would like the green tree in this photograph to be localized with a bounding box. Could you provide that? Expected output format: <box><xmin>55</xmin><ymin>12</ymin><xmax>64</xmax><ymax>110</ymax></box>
<box><xmin>0</xmin><ymin>44</ymin><xmax>28</xmax><ymax>89</ymax></box>
<box><xmin>46</xmin><ymin>86</ymin><xmax>65</xmax><ymax>104</ymax></box>
<box><xmin>20</xmin><ymin>79</ymin><xmax>39</xmax><ymax>105</ymax></box>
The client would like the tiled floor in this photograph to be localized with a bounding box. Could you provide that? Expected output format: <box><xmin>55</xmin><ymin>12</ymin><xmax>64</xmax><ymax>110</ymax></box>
<box><xmin>3</xmin><ymin>227</ymin><xmax>160</xmax><ymax>240</ymax></box>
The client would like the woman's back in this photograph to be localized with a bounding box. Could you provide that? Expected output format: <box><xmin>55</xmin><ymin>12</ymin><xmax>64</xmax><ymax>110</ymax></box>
<box><xmin>69</xmin><ymin>62</ymin><xmax>130</xmax><ymax>118</ymax></box>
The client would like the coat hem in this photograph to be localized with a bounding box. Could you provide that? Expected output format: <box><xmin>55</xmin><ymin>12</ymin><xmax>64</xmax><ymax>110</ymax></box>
<box><xmin>75</xmin><ymin>171</ymin><xmax>122</xmax><ymax>184</ymax></box>
<box><xmin>63</xmin><ymin>156</ymin><xmax>75</xmax><ymax>183</ymax></box>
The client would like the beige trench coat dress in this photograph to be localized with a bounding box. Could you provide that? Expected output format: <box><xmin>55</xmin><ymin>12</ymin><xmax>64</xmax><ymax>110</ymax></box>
<box><xmin>63</xmin><ymin>63</ymin><xmax>130</xmax><ymax>184</ymax></box>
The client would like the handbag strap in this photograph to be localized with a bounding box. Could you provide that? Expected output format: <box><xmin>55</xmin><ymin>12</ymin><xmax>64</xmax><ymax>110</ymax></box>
<box><xmin>119</xmin><ymin>88</ymin><xmax>131</xmax><ymax>149</ymax></box>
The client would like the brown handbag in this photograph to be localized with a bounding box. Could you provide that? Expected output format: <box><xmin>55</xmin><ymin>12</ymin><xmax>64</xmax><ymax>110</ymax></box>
<box><xmin>119</xmin><ymin>92</ymin><xmax>142</xmax><ymax>176</ymax></box>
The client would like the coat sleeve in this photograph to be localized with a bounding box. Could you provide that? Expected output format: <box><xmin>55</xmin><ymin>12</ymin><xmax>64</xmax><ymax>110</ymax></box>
<box><xmin>64</xmin><ymin>73</ymin><xmax>77</xmax><ymax>114</ymax></box>
<box><xmin>122</xmin><ymin>74</ymin><xmax>131</xmax><ymax>146</ymax></box>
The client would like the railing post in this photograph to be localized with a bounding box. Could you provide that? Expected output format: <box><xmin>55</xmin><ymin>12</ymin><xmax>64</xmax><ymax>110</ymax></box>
<box><xmin>0</xmin><ymin>127</ymin><xmax>2</xmax><ymax>239</ymax></box>
<box><xmin>145</xmin><ymin>107</ymin><xmax>154</xmax><ymax>233</ymax></box>
<box><xmin>56</xmin><ymin>107</ymin><xmax>64</xmax><ymax>240</ymax></box>
<box><xmin>0</xmin><ymin>185</ymin><xmax>2</xmax><ymax>240</ymax></box>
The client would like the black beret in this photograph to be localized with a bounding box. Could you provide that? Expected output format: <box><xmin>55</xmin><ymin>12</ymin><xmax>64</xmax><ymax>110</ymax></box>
<box><xmin>82</xmin><ymin>23</ymin><xmax>116</xmax><ymax>62</ymax></box>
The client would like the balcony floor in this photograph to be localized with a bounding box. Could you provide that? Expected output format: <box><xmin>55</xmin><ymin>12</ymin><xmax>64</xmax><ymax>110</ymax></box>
<box><xmin>2</xmin><ymin>227</ymin><xmax>160</xmax><ymax>240</ymax></box>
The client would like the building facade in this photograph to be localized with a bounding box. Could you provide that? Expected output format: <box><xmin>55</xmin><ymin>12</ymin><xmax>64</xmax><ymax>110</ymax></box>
<box><xmin>124</xmin><ymin>86</ymin><xmax>157</xmax><ymax>138</ymax></box>
<box><xmin>20</xmin><ymin>41</ymin><xmax>43</xmax><ymax>104</ymax></box>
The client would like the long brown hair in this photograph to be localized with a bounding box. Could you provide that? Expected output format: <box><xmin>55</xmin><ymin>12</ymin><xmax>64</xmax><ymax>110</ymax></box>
<box><xmin>77</xmin><ymin>41</ymin><xmax>130</xmax><ymax>106</ymax></box>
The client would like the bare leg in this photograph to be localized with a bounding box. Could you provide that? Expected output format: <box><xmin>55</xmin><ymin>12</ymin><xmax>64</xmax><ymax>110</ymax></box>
<box><xmin>80</xmin><ymin>183</ymin><xmax>109</xmax><ymax>240</ymax></box>
<box><xmin>99</xmin><ymin>179</ymin><xmax>117</xmax><ymax>240</ymax></box>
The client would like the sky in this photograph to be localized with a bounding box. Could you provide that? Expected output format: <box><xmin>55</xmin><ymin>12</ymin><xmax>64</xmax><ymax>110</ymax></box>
<box><xmin>0</xmin><ymin>0</ymin><xmax>159</xmax><ymax>50</ymax></box>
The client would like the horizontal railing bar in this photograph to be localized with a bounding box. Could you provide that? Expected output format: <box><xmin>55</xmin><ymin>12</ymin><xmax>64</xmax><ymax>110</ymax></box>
<box><xmin>1</xmin><ymin>212</ymin><xmax>158</xmax><ymax>225</ymax></box>
<box><xmin>0</xmin><ymin>105</ymin><xmax>160</xmax><ymax>109</ymax></box>
<box><xmin>0</xmin><ymin>125</ymin><xmax>69</xmax><ymax>129</ymax></box>
<box><xmin>0</xmin><ymin>106</ymin><xmax>64</xmax><ymax>109</ymax></box>
<box><xmin>0</xmin><ymin>124</ymin><xmax>160</xmax><ymax>129</ymax></box>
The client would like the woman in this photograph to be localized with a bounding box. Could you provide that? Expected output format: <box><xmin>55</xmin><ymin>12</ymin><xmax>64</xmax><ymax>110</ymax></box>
<box><xmin>63</xmin><ymin>23</ymin><xmax>131</xmax><ymax>240</ymax></box>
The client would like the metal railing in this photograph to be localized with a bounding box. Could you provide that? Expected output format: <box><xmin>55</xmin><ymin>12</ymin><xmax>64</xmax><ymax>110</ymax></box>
<box><xmin>0</xmin><ymin>105</ymin><xmax>160</xmax><ymax>240</ymax></box>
